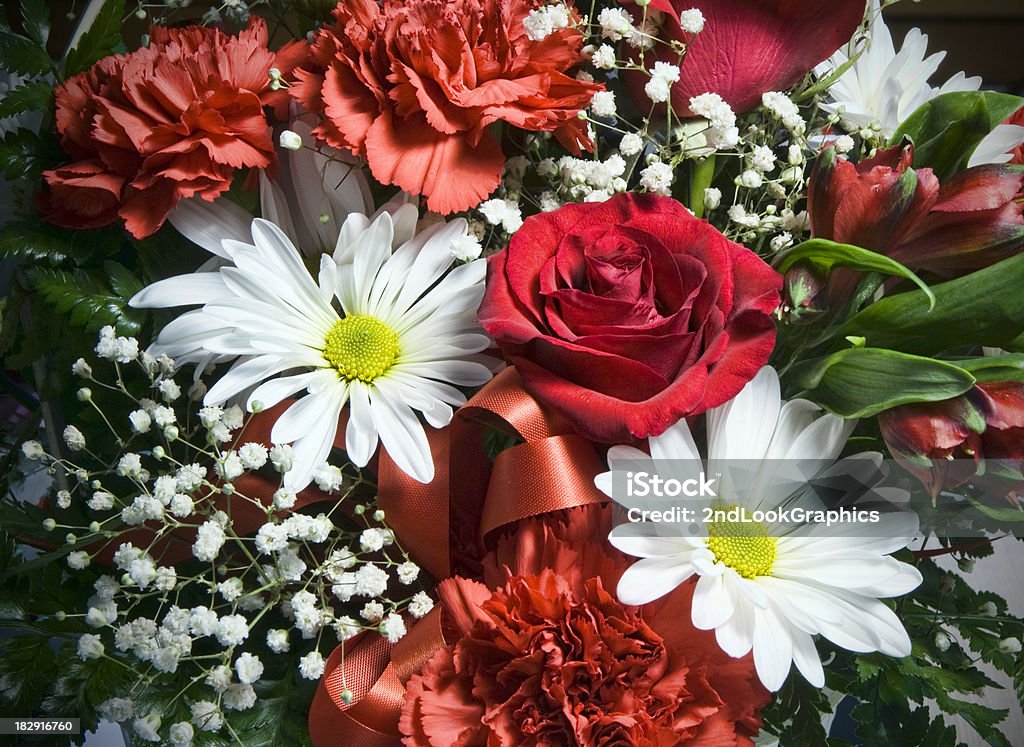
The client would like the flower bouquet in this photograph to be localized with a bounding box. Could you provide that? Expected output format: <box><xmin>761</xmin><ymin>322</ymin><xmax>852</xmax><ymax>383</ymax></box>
<box><xmin>1</xmin><ymin>0</ymin><xmax>1023</xmax><ymax>745</ymax></box>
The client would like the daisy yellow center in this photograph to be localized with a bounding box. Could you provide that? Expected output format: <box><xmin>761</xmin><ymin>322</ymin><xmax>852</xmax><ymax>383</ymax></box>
<box><xmin>706</xmin><ymin>508</ymin><xmax>777</xmax><ymax>579</ymax></box>
<box><xmin>323</xmin><ymin>315</ymin><xmax>399</xmax><ymax>382</ymax></box>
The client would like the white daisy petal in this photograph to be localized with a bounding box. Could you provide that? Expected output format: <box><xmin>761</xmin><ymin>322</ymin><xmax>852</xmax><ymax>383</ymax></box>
<box><xmin>616</xmin><ymin>557</ymin><xmax>696</xmax><ymax>605</ymax></box>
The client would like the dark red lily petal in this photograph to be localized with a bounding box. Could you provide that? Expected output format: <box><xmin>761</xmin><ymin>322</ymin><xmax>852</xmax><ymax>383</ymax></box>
<box><xmin>636</xmin><ymin>0</ymin><xmax>866</xmax><ymax>116</ymax></box>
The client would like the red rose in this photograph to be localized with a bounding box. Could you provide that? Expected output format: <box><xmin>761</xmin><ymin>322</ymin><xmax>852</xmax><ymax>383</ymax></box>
<box><xmin>290</xmin><ymin>0</ymin><xmax>601</xmax><ymax>215</ymax></box>
<box><xmin>399</xmin><ymin>506</ymin><xmax>768</xmax><ymax>746</ymax></box>
<box><xmin>477</xmin><ymin>193</ymin><xmax>782</xmax><ymax>443</ymax></box>
<box><xmin>40</xmin><ymin>19</ymin><xmax>306</xmax><ymax>238</ymax></box>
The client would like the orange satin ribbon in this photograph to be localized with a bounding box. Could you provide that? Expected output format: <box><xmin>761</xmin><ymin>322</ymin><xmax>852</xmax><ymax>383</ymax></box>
<box><xmin>309</xmin><ymin>367</ymin><xmax>609</xmax><ymax>746</ymax></box>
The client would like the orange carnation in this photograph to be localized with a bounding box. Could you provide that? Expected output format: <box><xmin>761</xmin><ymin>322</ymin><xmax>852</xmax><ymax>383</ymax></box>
<box><xmin>41</xmin><ymin>19</ymin><xmax>305</xmax><ymax>238</ymax></box>
<box><xmin>291</xmin><ymin>0</ymin><xmax>601</xmax><ymax>215</ymax></box>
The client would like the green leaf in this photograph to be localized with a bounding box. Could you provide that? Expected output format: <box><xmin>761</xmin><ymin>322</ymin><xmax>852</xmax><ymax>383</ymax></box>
<box><xmin>27</xmin><ymin>266</ymin><xmax>145</xmax><ymax>334</ymax></box>
<box><xmin>0</xmin><ymin>127</ymin><xmax>61</xmax><ymax>180</ymax></box>
<box><xmin>775</xmin><ymin>238</ymin><xmax>935</xmax><ymax>308</ymax></box>
<box><xmin>840</xmin><ymin>253</ymin><xmax>1024</xmax><ymax>356</ymax></box>
<box><xmin>0</xmin><ymin>220</ymin><xmax>70</xmax><ymax>264</ymax></box>
<box><xmin>951</xmin><ymin>354</ymin><xmax>1024</xmax><ymax>383</ymax></box>
<box><xmin>19</xmin><ymin>0</ymin><xmax>50</xmax><ymax>47</ymax></box>
<box><xmin>63</xmin><ymin>0</ymin><xmax>125</xmax><ymax>76</ymax></box>
<box><xmin>690</xmin><ymin>155</ymin><xmax>715</xmax><ymax>219</ymax></box>
<box><xmin>0</xmin><ymin>635</ymin><xmax>57</xmax><ymax>714</ymax></box>
<box><xmin>0</xmin><ymin>78</ymin><xmax>53</xmax><ymax>118</ymax></box>
<box><xmin>890</xmin><ymin>91</ymin><xmax>1024</xmax><ymax>179</ymax></box>
<box><xmin>0</xmin><ymin>26</ymin><xmax>53</xmax><ymax>76</ymax></box>
<box><xmin>965</xmin><ymin>495</ymin><xmax>1024</xmax><ymax>523</ymax></box>
<box><xmin>104</xmin><ymin>260</ymin><xmax>143</xmax><ymax>299</ymax></box>
<box><xmin>793</xmin><ymin>347</ymin><xmax>975</xmax><ymax>418</ymax></box>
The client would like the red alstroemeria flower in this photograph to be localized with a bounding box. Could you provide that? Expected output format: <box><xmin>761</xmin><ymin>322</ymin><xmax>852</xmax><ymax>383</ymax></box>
<box><xmin>806</xmin><ymin>144</ymin><xmax>1024</xmax><ymax>305</ymax></box>
<box><xmin>637</xmin><ymin>0</ymin><xmax>866</xmax><ymax>116</ymax></box>
<box><xmin>880</xmin><ymin>381</ymin><xmax>1024</xmax><ymax>502</ymax></box>
<box><xmin>291</xmin><ymin>0</ymin><xmax>601</xmax><ymax>215</ymax></box>
<box><xmin>40</xmin><ymin>19</ymin><xmax>306</xmax><ymax>239</ymax></box>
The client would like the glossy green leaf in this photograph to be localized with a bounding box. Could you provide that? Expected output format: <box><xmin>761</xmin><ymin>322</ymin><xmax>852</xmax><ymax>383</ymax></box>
<box><xmin>793</xmin><ymin>347</ymin><xmax>975</xmax><ymax>418</ymax></box>
<box><xmin>775</xmin><ymin>238</ymin><xmax>935</xmax><ymax>308</ymax></box>
<box><xmin>63</xmin><ymin>0</ymin><xmax>125</xmax><ymax>76</ymax></box>
<box><xmin>890</xmin><ymin>91</ymin><xmax>1024</xmax><ymax>179</ymax></box>
<box><xmin>841</xmin><ymin>253</ymin><xmax>1024</xmax><ymax>355</ymax></box>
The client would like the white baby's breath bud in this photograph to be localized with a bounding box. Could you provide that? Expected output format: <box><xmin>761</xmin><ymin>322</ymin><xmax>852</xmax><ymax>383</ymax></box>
<box><xmin>158</xmin><ymin>379</ymin><xmax>181</xmax><ymax>402</ymax></box>
<box><xmin>360</xmin><ymin>601</ymin><xmax>385</xmax><ymax>623</ymax></box>
<box><xmin>270</xmin><ymin>444</ymin><xmax>294</xmax><ymax>473</ymax></box>
<box><xmin>703</xmin><ymin>187</ymin><xmax>722</xmax><ymax>210</ymax></box>
<box><xmin>77</xmin><ymin>387</ymin><xmax>92</xmax><ymax>402</ymax></box>
<box><xmin>677</xmin><ymin>8</ymin><xmax>704</xmax><ymax>34</ymax></box>
<box><xmin>235</xmin><ymin>652</ymin><xmax>264</xmax><ymax>685</ymax></box>
<box><xmin>100</xmin><ymin>697</ymin><xmax>134</xmax><ymax>723</ymax></box>
<box><xmin>591</xmin><ymin>44</ymin><xmax>616</xmax><ymax>70</ymax></box>
<box><xmin>77</xmin><ymin>633</ymin><xmax>105</xmax><ymax>660</ymax></box>
<box><xmin>72</xmin><ymin>358</ymin><xmax>92</xmax><ymax>377</ymax></box>
<box><xmin>298</xmin><ymin>651</ymin><xmax>325</xmax><ymax>680</ymax></box>
<box><xmin>43</xmin><ymin>518</ymin><xmax>57</xmax><ymax>531</ymax></box>
<box><xmin>409</xmin><ymin>591</ymin><xmax>435</xmax><ymax>619</ymax></box>
<box><xmin>190</xmin><ymin>700</ymin><xmax>223</xmax><ymax>732</ymax></box>
<box><xmin>133</xmin><ymin>714</ymin><xmax>161</xmax><ymax>742</ymax></box>
<box><xmin>68</xmin><ymin>550</ymin><xmax>90</xmax><ymax>570</ymax></box>
<box><xmin>934</xmin><ymin>630</ymin><xmax>952</xmax><ymax>652</ymax></box>
<box><xmin>738</xmin><ymin>169</ymin><xmax>763</xmax><ymax>189</ymax></box>
<box><xmin>22</xmin><ymin>440</ymin><xmax>45</xmax><ymax>460</ymax></box>
<box><xmin>619</xmin><ymin>132</ymin><xmax>644</xmax><ymax>157</ymax></box>
<box><xmin>168</xmin><ymin>722</ymin><xmax>194</xmax><ymax>746</ymax></box>
<box><xmin>56</xmin><ymin>490</ymin><xmax>72</xmax><ymax>509</ymax></box>
<box><xmin>999</xmin><ymin>637</ymin><xmax>1022</xmax><ymax>654</ymax></box>
<box><xmin>780</xmin><ymin>165</ymin><xmax>803</xmax><ymax>185</ymax></box>
<box><xmin>980</xmin><ymin>601</ymin><xmax>998</xmax><ymax>617</ymax></box>
<box><xmin>238</xmin><ymin>442</ymin><xmax>269</xmax><ymax>470</ymax></box>
<box><xmin>279</xmin><ymin>129</ymin><xmax>303</xmax><ymax>150</ymax></box>
<box><xmin>597</xmin><ymin>7</ymin><xmax>633</xmax><ymax>41</ymax></box>
<box><xmin>639</xmin><ymin>162</ymin><xmax>674</xmax><ymax>195</ymax></box>
<box><xmin>85</xmin><ymin>606</ymin><xmax>109</xmax><ymax>627</ymax></box>
<box><xmin>590</xmin><ymin>90</ymin><xmax>617</xmax><ymax>118</ymax></box>
<box><xmin>128</xmin><ymin>409</ymin><xmax>152</xmax><ymax>433</ymax></box>
<box><xmin>272</xmin><ymin>488</ymin><xmax>297</xmax><ymax>510</ymax></box>
<box><xmin>380</xmin><ymin>613</ymin><xmax>407</xmax><ymax>643</ymax></box>
<box><xmin>267</xmin><ymin>629</ymin><xmax>290</xmax><ymax>653</ymax></box>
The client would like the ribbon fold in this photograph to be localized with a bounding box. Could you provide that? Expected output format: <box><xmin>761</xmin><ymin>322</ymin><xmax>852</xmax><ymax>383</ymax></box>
<box><xmin>310</xmin><ymin>367</ymin><xmax>608</xmax><ymax>746</ymax></box>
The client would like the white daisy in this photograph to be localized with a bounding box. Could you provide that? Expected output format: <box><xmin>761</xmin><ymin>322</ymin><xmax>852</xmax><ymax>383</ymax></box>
<box><xmin>597</xmin><ymin>367</ymin><xmax>923</xmax><ymax>691</ymax></box>
<box><xmin>816</xmin><ymin>1</ymin><xmax>980</xmax><ymax>139</ymax></box>
<box><xmin>132</xmin><ymin>214</ymin><xmax>493</xmax><ymax>489</ymax></box>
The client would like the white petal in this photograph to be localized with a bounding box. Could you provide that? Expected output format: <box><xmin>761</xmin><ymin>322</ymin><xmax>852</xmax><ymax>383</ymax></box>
<box><xmin>615</xmin><ymin>557</ymin><xmax>696</xmax><ymax>605</ymax></box>
<box><xmin>752</xmin><ymin>604</ymin><xmax>794</xmax><ymax>691</ymax></box>
<box><xmin>281</xmin><ymin>387</ymin><xmax>347</xmax><ymax>492</ymax></box>
<box><xmin>169</xmin><ymin>196</ymin><xmax>253</xmax><ymax>258</ymax></box>
<box><xmin>370</xmin><ymin>390</ymin><xmax>434</xmax><ymax>483</ymax></box>
<box><xmin>691</xmin><ymin>572</ymin><xmax>735</xmax><ymax>629</ymax></box>
<box><xmin>247</xmin><ymin>371</ymin><xmax>318</xmax><ymax>410</ymax></box>
<box><xmin>130</xmin><ymin>273</ymin><xmax>228</xmax><ymax>309</ymax></box>
<box><xmin>204</xmin><ymin>355</ymin><xmax>289</xmax><ymax>406</ymax></box>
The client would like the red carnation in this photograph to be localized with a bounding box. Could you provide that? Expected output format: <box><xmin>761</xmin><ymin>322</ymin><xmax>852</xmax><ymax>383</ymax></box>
<box><xmin>400</xmin><ymin>506</ymin><xmax>768</xmax><ymax>746</ymax></box>
<box><xmin>880</xmin><ymin>381</ymin><xmax>1024</xmax><ymax>502</ymax></box>
<box><xmin>41</xmin><ymin>19</ymin><xmax>306</xmax><ymax>238</ymax></box>
<box><xmin>477</xmin><ymin>193</ymin><xmax>781</xmax><ymax>443</ymax></box>
<box><xmin>290</xmin><ymin>0</ymin><xmax>601</xmax><ymax>215</ymax></box>
<box><xmin>637</xmin><ymin>0</ymin><xmax>866</xmax><ymax>116</ymax></box>
<box><xmin>806</xmin><ymin>144</ymin><xmax>1024</xmax><ymax>307</ymax></box>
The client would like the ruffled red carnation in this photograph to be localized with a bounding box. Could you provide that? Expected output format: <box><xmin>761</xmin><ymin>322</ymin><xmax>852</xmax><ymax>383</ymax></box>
<box><xmin>41</xmin><ymin>18</ymin><xmax>306</xmax><ymax>238</ymax></box>
<box><xmin>291</xmin><ymin>0</ymin><xmax>601</xmax><ymax>215</ymax></box>
<box><xmin>400</xmin><ymin>506</ymin><xmax>768</xmax><ymax>746</ymax></box>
